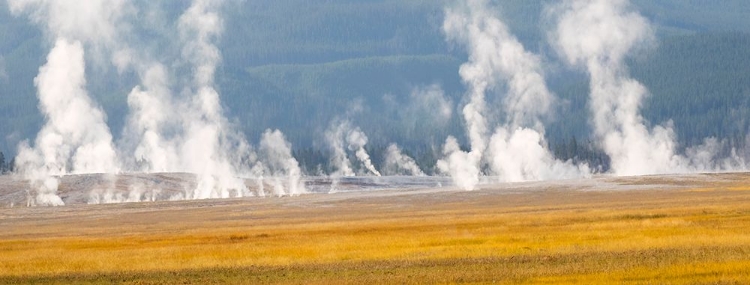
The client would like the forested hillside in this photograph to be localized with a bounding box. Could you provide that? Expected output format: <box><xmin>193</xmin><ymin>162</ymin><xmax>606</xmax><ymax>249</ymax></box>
<box><xmin>635</xmin><ymin>33</ymin><xmax>750</xmax><ymax>147</ymax></box>
<box><xmin>1</xmin><ymin>0</ymin><xmax>749</xmax><ymax>172</ymax></box>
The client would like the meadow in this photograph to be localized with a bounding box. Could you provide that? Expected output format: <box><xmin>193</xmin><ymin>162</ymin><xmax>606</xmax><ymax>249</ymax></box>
<box><xmin>0</xmin><ymin>173</ymin><xmax>749</xmax><ymax>284</ymax></box>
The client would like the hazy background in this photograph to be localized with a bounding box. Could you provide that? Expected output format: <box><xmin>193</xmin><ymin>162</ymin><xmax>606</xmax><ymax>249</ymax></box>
<box><xmin>1</xmin><ymin>0</ymin><xmax>749</xmax><ymax>172</ymax></box>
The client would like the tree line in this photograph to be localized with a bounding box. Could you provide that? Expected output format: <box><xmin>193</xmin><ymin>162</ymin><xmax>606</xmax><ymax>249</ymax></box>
<box><xmin>291</xmin><ymin>138</ymin><xmax>612</xmax><ymax>176</ymax></box>
<box><xmin>0</xmin><ymin>151</ymin><xmax>14</xmax><ymax>174</ymax></box>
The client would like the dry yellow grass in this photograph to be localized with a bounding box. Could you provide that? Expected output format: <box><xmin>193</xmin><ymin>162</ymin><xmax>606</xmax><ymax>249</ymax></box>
<box><xmin>1</xmin><ymin>174</ymin><xmax>749</xmax><ymax>284</ymax></box>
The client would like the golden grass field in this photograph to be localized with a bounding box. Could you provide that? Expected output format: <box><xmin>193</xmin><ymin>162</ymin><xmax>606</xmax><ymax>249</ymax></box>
<box><xmin>1</xmin><ymin>173</ymin><xmax>749</xmax><ymax>284</ymax></box>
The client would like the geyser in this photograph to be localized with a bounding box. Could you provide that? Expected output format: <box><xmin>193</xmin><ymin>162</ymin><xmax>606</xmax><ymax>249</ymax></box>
<box><xmin>439</xmin><ymin>0</ymin><xmax>588</xmax><ymax>190</ymax></box>
<box><xmin>259</xmin><ymin>129</ymin><xmax>305</xmax><ymax>197</ymax></box>
<box><xmin>177</xmin><ymin>0</ymin><xmax>249</xmax><ymax>199</ymax></box>
<box><xmin>550</xmin><ymin>0</ymin><xmax>683</xmax><ymax>176</ymax></box>
<box><xmin>325</xmin><ymin>120</ymin><xmax>381</xmax><ymax>177</ymax></box>
<box><xmin>9</xmin><ymin>0</ymin><xmax>126</xmax><ymax>206</ymax></box>
<box><xmin>549</xmin><ymin>0</ymin><xmax>748</xmax><ymax>175</ymax></box>
<box><xmin>382</xmin><ymin>144</ymin><xmax>425</xmax><ymax>176</ymax></box>
<box><xmin>10</xmin><ymin>0</ymin><xmax>308</xmax><ymax>205</ymax></box>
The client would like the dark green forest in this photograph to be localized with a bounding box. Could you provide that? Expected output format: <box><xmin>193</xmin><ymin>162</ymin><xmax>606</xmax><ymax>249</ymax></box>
<box><xmin>1</xmin><ymin>0</ymin><xmax>749</xmax><ymax>173</ymax></box>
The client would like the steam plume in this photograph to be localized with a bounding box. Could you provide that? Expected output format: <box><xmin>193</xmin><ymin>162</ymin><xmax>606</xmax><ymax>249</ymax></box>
<box><xmin>177</xmin><ymin>0</ymin><xmax>249</xmax><ymax>199</ymax></box>
<box><xmin>551</xmin><ymin>0</ymin><xmax>685</xmax><ymax>175</ymax></box>
<box><xmin>325</xmin><ymin>120</ymin><xmax>382</xmax><ymax>177</ymax></box>
<box><xmin>396</xmin><ymin>84</ymin><xmax>453</xmax><ymax>132</ymax></box>
<box><xmin>325</xmin><ymin>120</ymin><xmax>355</xmax><ymax>177</ymax></box>
<box><xmin>440</xmin><ymin>0</ymin><xmax>587</xmax><ymax>189</ymax></box>
<box><xmin>383</xmin><ymin>144</ymin><xmax>425</xmax><ymax>176</ymax></box>
<box><xmin>437</xmin><ymin>0</ymin><xmax>490</xmax><ymax>191</ymax></box>
<box><xmin>122</xmin><ymin>64</ymin><xmax>180</xmax><ymax>173</ymax></box>
<box><xmin>346</xmin><ymin>127</ymin><xmax>381</xmax><ymax>176</ymax></box>
<box><xmin>122</xmin><ymin>0</ymin><xmax>305</xmax><ymax>199</ymax></box>
<box><xmin>488</xmin><ymin>128</ymin><xmax>589</xmax><ymax>181</ymax></box>
<box><xmin>9</xmin><ymin>0</ymin><xmax>125</xmax><ymax>205</ymax></box>
<box><xmin>259</xmin><ymin>129</ymin><xmax>306</xmax><ymax>196</ymax></box>
<box><xmin>436</xmin><ymin>137</ymin><xmax>479</xmax><ymax>190</ymax></box>
<box><xmin>9</xmin><ymin>0</ymin><xmax>317</xmax><ymax>205</ymax></box>
<box><xmin>119</xmin><ymin>1</ymin><xmax>271</xmax><ymax>200</ymax></box>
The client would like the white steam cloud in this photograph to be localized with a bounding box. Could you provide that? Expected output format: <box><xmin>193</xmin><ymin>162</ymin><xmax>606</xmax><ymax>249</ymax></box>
<box><xmin>7</xmin><ymin>0</ymin><xmax>127</xmax><ymax>48</ymax></box>
<box><xmin>550</xmin><ymin>0</ymin><xmax>746</xmax><ymax>175</ymax></box>
<box><xmin>177</xmin><ymin>0</ymin><xmax>249</xmax><ymax>199</ymax></box>
<box><xmin>11</xmin><ymin>0</ymin><xmax>309</xmax><ymax>206</ymax></box>
<box><xmin>325</xmin><ymin>120</ymin><xmax>381</xmax><ymax>177</ymax></box>
<box><xmin>9</xmin><ymin>0</ymin><xmax>125</xmax><ymax>206</ymax></box>
<box><xmin>259</xmin><ymin>129</ymin><xmax>305</xmax><ymax>196</ymax></box>
<box><xmin>325</xmin><ymin>120</ymin><xmax>356</xmax><ymax>178</ymax></box>
<box><xmin>397</xmin><ymin>84</ymin><xmax>453</xmax><ymax>132</ymax></box>
<box><xmin>488</xmin><ymin>128</ymin><xmax>588</xmax><ymax>181</ymax></box>
<box><xmin>120</xmin><ymin>0</ymin><xmax>284</xmax><ymax>200</ymax></box>
<box><xmin>551</xmin><ymin>0</ymin><xmax>681</xmax><ymax>176</ymax></box>
<box><xmin>439</xmin><ymin>0</ymin><xmax>588</xmax><ymax>190</ymax></box>
<box><xmin>123</xmin><ymin>63</ymin><xmax>178</xmax><ymax>173</ymax></box>
<box><xmin>346</xmin><ymin>127</ymin><xmax>381</xmax><ymax>177</ymax></box>
<box><xmin>436</xmin><ymin>136</ymin><xmax>480</xmax><ymax>190</ymax></box>
<box><xmin>382</xmin><ymin>144</ymin><xmax>425</xmax><ymax>176</ymax></box>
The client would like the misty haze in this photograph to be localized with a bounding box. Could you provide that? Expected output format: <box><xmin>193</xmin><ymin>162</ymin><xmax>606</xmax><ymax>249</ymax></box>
<box><xmin>1</xmin><ymin>0</ymin><xmax>749</xmax><ymax>283</ymax></box>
